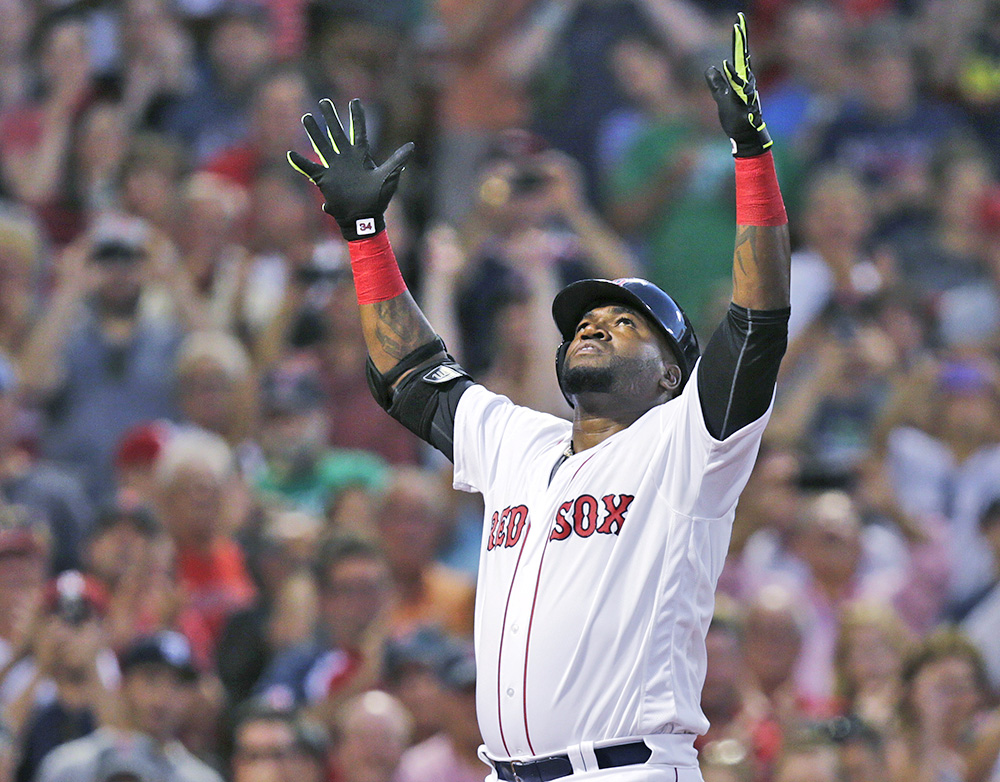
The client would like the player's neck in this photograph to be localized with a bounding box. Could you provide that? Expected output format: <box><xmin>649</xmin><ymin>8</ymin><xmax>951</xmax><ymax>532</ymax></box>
<box><xmin>571</xmin><ymin>408</ymin><xmax>647</xmax><ymax>452</ymax></box>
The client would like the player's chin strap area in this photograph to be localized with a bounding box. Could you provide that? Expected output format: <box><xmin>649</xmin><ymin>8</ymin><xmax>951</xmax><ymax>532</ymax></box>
<box><xmin>482</xmin><ymin>740</ymin><xmax>652</xmax><ymax>781</ymax></box>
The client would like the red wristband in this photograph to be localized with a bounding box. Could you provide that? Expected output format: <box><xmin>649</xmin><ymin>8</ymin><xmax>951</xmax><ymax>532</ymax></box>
<box><xmin>347</xmin><ymin>231</ymin><xmax>407</xmax><ymax>305</ymax></box>
<box><xmin>735</xmin><ymin>151</ymin><xmax>787</xmax><ymax>227</ymax></box>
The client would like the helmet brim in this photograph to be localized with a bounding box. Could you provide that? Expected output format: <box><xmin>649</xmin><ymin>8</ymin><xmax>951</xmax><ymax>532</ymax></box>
<box><xmin>552</xmin><ymin>279</ymin><xmax>667</xmax><ymax>342</ymax></box>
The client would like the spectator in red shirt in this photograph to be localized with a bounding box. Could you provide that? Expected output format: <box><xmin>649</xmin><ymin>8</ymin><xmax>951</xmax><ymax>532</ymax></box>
<box><xmin>201</xmin><ymin>66</ymin><xmax>313</xmax><ymax>190</ymax></box>
<box><xmin>154</xmin><ymin>428</ymin><xmax>255</xmax><ymax>646</ymax></box>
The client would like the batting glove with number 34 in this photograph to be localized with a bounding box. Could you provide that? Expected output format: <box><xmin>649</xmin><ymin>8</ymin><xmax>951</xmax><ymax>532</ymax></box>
<box><xmin>288</xmin><ymin>98</ymin><xmax>414</xmax><ymax>241</ymax></box>
<box><xmin>705</xmin><ymin>13</ymin><xmax>773</xmax><ymax>158</ymax></box>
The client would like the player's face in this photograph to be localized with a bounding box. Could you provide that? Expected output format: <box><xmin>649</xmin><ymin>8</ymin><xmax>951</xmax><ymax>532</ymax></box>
<box><xmin>561</xmin><ymin>304</ymin><xmax>679</xmax><ymax>403</ymax></box>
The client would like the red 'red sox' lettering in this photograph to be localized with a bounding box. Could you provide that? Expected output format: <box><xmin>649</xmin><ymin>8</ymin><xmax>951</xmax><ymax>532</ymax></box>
<box><xmin>549</xmin><ymin>494</ymin><xmax>634</xmax><ymax>541</ymax></box>
<box><xmin>487</xmin><ymin>505</ymin><xmax>529</xmax><ymax>550</ymax></box>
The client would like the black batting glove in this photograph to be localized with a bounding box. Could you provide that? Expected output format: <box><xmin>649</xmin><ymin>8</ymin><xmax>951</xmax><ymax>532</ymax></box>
<box><xmin>288</xmin><ymin>98</ymin><xmax>414</xmax><ymax>241</ymax></box>
<box><xmin>704</xmin><ymin>13</ymin><xmax>773</xmax><ymax>158</ymax></box>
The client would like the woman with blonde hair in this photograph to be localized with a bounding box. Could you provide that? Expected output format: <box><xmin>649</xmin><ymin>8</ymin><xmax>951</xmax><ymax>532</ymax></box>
<box><xmin>833</xmin><ymin>600</ymin><xmax>914</xmax><ymax>730</ymax></box>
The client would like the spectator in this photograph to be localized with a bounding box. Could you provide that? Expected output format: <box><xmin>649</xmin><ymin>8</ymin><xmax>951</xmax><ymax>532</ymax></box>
<box><xmin>773</xmin><ymin>731</ymin><xmax>841</xmax><ymax>782</ymax></box>
<box><xmin>316</xmin><ymin>273</ymin><xmax>424</xmax><ymax>465</ymax></box>
<box><xmin>13</xmin><ymin>571</ymin><xmax>117</xmax><ymax>782</ymax></box>
<box><xmin>394</xmin><ymin>642</ymin><xmax>483</xmax><ymax>782</ymax></box>
<box><xmin>118</xmin><ymin>134</ymin><xmax>188</xmax><ymax>237</ymax></box>
<box><xmin>601</xmin><ymin>33</ymin><xmax>738</xmax><ymax>331</ymax></box>
<box><xmin>171</xmin><ymin>172</ymin><xmax>250</xmax><ymax>333</ymax></box>
<box><xmin>891</xmin><ymin>629</ymin><xmax>994</xmax><ymax>782</ymax></box>
<box><xmin>373</xmin><ymin>468</ymin><xmax>475</xmax><ymax>639</ymax></box>
<box><xmin>35</xmin><ymin>630</ymin><xmax>222</xmax><ymax>782</ymax></box>
<box><xmin>0</xmin><ymin>353</ymin><xmax>94</xmax><ymax>573</ymax></box>
<box><xmin>216</xmin><ymin>510</ymin><xmax>319</xmax><ymax>705</ymax></box>
<box><xmin>154</xmin><ymin>428</ymin><xmax>255</xmax><ymax>645</ymax></box>
<box><xmin>0</xmin><ymin>0</ymin><xmax>34</xmax><ymax>113</ymax></box>
<box><xmin>697</xmin><ymin>611</ymin><xmax>783</xmax><ymax>781</ymax></box>
<box><xmin>255</xmin><ymin>536</ymin><xmax>391</xmax><ymax>715</ymax></box>
<box><xmin>521</xmin><ymin>0</ymin><xmax>713</xmax><ymax>206</ymax></box>
<box><xmin>428</xmin><ymin>0</ymin><xmax>538</xmax><ymax>224</ymax></box>
<box><xmin>116</xmin><ymin>0</ymin><xmax>194</xmax><ymax>131</ymax></box>
<box><xmin>73</xmin><ymin>100</ymin><xmax>130</xmax><ymax>218</ymax></box>
<box><xmin>449</xmin><ymin>133</ymin><xmax>634</xmax><ymax>378</ymax></box>
<box><xmin>0</xmin><ymin>207</ymin><xmax>46</xmax><ymax>361</ymax></box>
<box><xmin>162</xmin><ymin>5</ymin><xmax>274</xmax><ymax>164</ymax></box>
<box><xmin>741</xmin><ymin>586</ymin><xmax>806</xmax><ymax>729</ymax></box>
<box><xmin>758</xmin><ymin>2</ymin><xmax>850</xmax><ymax>154</ymax></box>
<box><xmin>238</xmin><ymin>166</ymin><xmax>338</xmax><ymax>338</ymax></box>
<box><xmin>832</xmin><ymin>601</ymin><xmax>912</xmax><ymax>731</ymax></box>
<box><xmin>879</xmin><ymin>141</ymin><xmax>997</xmax><ymax>301</ymax></box>
<box><xmin>329</xmin><ymin>690</ymin><xmax>410</xmax><ymax>782</ymax></box>
<box><xmin>112</xmin><ymin>421</ymin><xmax>172</xmax><ymax>508</ymax></box>
<box><xmin>767</xmin><ymin>491</ymin><xmax>928</xmax><ymax>713</ymax></box>
<box><xmin>884</xmin><ymin>358</ymin><xmax>1000</xmax><ymax>606</ymax></box>
<box><xmin>0</xmin><ymin>13</ymin><xmax>96</xmax><ymax>242</ymax></box>
<box><xmin>0</xmin><ymin>510</ymin><xmax>48</xmax><ymax>712</ymax></box>
<box><xmin>725</xmin><ymin>444</ymin><xmax>804</xmax><ymax>599</ymax></box>
<box><xmin>381</xmin><ymin>627</ymin><xmax>455</xmax><ymax>745</ymax></box>
<box><xmin>960</xmin><ymin>498</ymin><xmax>1000</xmax><ymax>690</ymax></box>
<box><xmin>201</xmin><ymin>66</ymin><xmax>312</xmax><ymax>190</ymax></box>
<box><xmin>785</xmin><ymin>168</ymin><xmax>881</xmax><ymax>344</ymax></box>
<box><xmin>230</xmin><ymin>701</ymin><xmax>328</xmax><ymax>782</ymax></box>
<box><xmin>254</xmin><ymin>356</ymin><xmax>387</xmax><ymax>518</ymax></box>
<box><xmin>173</xmin><ymin>330</ymin><xmax>258</xmax><ymax>465</ymax></box>
<box><xmin>20</xmin><ymin>214</ymin><xmax>183</xmax><ymax>502</ymax></box>
<box><xmin>815</xmin><ymin>19</ymin><xmax>971</xmax><ymax>231</ymax></box>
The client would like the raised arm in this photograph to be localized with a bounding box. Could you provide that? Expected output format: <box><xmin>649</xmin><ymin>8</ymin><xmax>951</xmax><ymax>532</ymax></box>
<box><xmin>288</xmin><ymin>100</ymin><xmax>473</xmax><ymax>460</ymax></box>
<box><xmin>706</xmin><ymin>13</ymin><xmax>790</xmax><ymax>310</ymax></box>
<box><xmin>287</xmin><ymin>99</ymin><xmax>440</xmax><ymax>380</ymax></box>
<box><xmin>696</xmin><ymin>15</ymin><xmax>791</xmax><ymax>440</ymax></box>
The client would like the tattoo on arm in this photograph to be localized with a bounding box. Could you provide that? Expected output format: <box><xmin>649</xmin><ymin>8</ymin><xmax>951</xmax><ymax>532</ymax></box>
<box><xmin>362</xmin><ymin>292</ymin><xmax>439</xmax><ymax>374</ymax></box>
<box><xmin>731</xmin><ymin>223</ymin><xmax>790</xmax><ymax>311</ymax></box>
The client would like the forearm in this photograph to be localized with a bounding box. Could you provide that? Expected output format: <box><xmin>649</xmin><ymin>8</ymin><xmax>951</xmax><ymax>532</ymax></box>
<box><xmin>349</xmin><ymin>232</ymin><xmax>440</xmax><ymax>377</ymax></box>
<box><xmin>731</xmin><ymin>153</ymin><xmax>790</xmax><ymax>310</ymax></box>
<box><xmin>361</xmin><ymin>292</ymin><xmax>440</xmax><ymax>376</ymax></box>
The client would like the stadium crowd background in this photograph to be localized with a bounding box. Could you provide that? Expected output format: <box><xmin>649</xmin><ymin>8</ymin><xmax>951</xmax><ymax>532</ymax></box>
<box><xmin>0</xmin><ymin>0</ymin><xmax>999</xmax><ymax>781</ymax></box>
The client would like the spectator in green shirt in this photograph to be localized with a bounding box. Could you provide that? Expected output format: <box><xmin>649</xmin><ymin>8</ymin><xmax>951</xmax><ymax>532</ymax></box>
<box><xmin>255</xmin><ymin>355</ymin><xmax>387</xmax><ymax>519</ymax></box>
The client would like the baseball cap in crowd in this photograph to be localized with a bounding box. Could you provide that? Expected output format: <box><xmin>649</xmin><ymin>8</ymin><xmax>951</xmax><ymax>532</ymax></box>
<box><xmin>95</xmin><ymin>744</ymin><xmax>165</xmax><ymax>782</ymax></box>
<box><xmin>261</xmin><ymin>358</ymin><xmax>324</xmax><ymax>416</ymax></box>
<box><xmin>119</xmin><ymin>631</ymin><xmax>198</xmax><ymax>682</ymax></box>
<box><xmin>114</xmin><ymin>421</ymin><xmax>173</xmax><ymax>473</ymax></box>
<box><xmin>43</xmin><ymin>570</ymin><xmax>109</xmax><ymax>624</ymax></box>
<box><xmin>383</xmin><ymin>626</ymin><xmax>461</xmax><ymax>684</ymax></box>
<box><xmin>437</xmin><ymin>641</ymin><xmax>476</xmax><ymax>692</ymax></box>
<box><xmin>90</xmin><ymin>213</ymin><xmax>150</xmax><ymax>264</ymax></box>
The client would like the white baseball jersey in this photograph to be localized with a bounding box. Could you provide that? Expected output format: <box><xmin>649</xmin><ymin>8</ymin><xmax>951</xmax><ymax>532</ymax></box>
<box><xmin>452</xmin><ymin>363</ymin><xmax>771</xmax><ymax>767</ymax></box>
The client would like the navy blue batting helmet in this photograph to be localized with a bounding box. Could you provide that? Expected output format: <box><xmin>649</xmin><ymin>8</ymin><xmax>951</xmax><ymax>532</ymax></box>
<box><xmin>552</xmin><ymin>278</ymin><xmax>700</xmax><ymax>405</ymax></box>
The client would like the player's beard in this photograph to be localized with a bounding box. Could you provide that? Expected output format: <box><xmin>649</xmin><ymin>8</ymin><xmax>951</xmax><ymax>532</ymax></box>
<box><xmin>561</xmin><ymin>353</ymin><xmax>659</xmax><ymax>397</ymax></box>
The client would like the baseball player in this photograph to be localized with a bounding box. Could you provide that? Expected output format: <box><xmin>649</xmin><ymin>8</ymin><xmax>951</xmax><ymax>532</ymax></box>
<box><xmin>288</xmin><ymin>14</ymin><xmax>789</xmax><ymax>782</ymax></box>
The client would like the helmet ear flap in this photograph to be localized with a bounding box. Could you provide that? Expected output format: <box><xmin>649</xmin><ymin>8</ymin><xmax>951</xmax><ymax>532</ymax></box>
<box><xmin>555</xmin><ymin>340</ymin><xmax>574</xmax><ymax>408</ymax></box>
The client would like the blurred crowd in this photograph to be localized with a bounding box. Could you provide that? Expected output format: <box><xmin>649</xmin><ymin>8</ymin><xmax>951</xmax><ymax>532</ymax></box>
<box><xmin>0</xmin><ymin>0</ymin><xmax>999</xmax><ymax>781</ymax></box>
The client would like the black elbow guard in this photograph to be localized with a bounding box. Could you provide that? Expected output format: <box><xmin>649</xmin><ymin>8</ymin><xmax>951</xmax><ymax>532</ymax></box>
<box><xmin>387</xmin><ymin>360</ymin><xmax>473</xmax><ymax>445</ymax></box>
<box><xmin>365</xmin><ymin>338</ymin><xmax>474</xmax><ymax>457</ymax></box>
<box><xmin>365</xmin><ymin>337</ymin><xmax>447</xmax><ymax>411</ymax></box>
